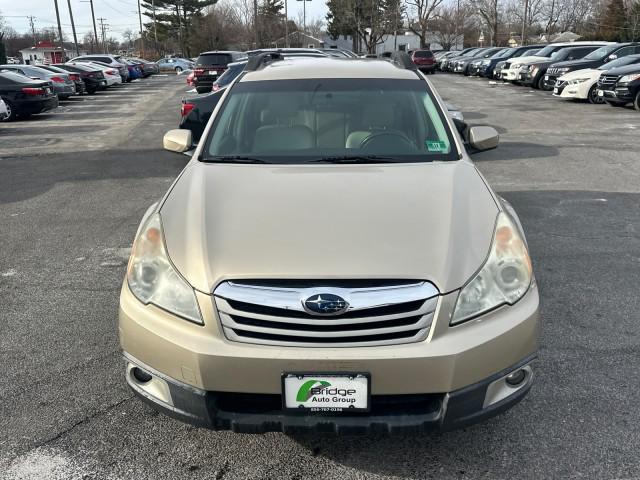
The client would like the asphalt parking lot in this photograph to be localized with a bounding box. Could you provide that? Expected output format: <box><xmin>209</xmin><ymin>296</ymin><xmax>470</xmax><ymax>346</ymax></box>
<box><xmin>1</xmin><ymin>72</ymin><xmax>639</xmax><ymax>479</ymax></box>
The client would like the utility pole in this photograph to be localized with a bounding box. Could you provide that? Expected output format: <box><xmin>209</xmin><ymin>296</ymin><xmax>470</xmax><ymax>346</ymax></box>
<box><xmin>53</xmin><ymin>0</ymin><xmax>65</xmax><ymax>60</ymax></box>
<box><xmin>98</xmin><ymin>17</ymin><xmax>108</xmax><ymax>53</ymax></box>
<box><xmin>521</xmin><ymin>0</ymin><xmax>529</xmax><ymax>46</ymax></box>
<box><xmin>454</xmin><ymin>0</ymin><xmax>460</xmax><ymax>49</ymax></box>
<box><xmin>27</xmin><ymin>16</ymin><xmax>37</xmax><ymax>46</ymax></box>
<box><xmin>296</xmin><ymin>0</ymin><xmax>312</xmax><ymax>35</ymax></box>
<box><xmin>152</xmin><ymin>0</ymin><xmax>158</xmax><ymax>52</ymax></box>
<box><xmin>79</xmin><ymin>0</ymin><xmax>100</xmax><ymax>52</ymax></box>
<box><xmin>137</xmin><ymin>0</ymin><xmax>145</xmax><ymax>57</ymax></box>
<box><xmin>284</xmin><ymin>0</ymin><xmax>288</xmax><ymax>48</ymax></box>
<box><xmin>254</xmin><ymin>0</ymin><xmax>258</xmax><ymax>47</ymax></box>
<box><xmin>66</xmin><ymin>0</ymin><xmax>80</xmax><ymax>56</ymax></box>
<box><xmin>89</xmin><ymin>0</ymin><xmax>99</xmax><ymax>52</ymax></box>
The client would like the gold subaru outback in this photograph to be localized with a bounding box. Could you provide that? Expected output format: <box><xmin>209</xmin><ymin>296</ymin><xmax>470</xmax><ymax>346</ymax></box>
<box><xmin>120</xmin><ymin>53</ymin><xmax>539</xmax><ymax>434</ymax></box>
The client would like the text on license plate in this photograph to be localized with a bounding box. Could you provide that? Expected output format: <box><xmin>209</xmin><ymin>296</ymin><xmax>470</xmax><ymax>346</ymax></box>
<box><xmin>598</xmin><ymin>90</ymin><xmax>604</xmax><ymax>96</ymax></box>
<box><xmin>283</xmin><ymin>373</ymin><xmax>369</xmax><ymax>412</ymax></box>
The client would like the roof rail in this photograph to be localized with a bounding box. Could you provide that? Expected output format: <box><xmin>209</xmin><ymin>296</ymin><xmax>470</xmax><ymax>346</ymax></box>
<box><xmin>389</xmin><ymin>51</ymin><xmax>418</xmax><ymax>71</ymax></box>
<box><xmin>245</xmin><ymin>52</ymin><xmax>284</xmax><ymax>71</ymax></box>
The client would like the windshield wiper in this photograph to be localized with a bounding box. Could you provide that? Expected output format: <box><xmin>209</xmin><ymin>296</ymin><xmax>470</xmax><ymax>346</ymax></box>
<box><xmin>307</xmin><ymin>155</ymin><xmax>399</xmax><ymax>164</ymax></box>
<box><xmin>201</xmin><ymin>155</ymin><xmax>269</xmax><ymax>164</ymax></box>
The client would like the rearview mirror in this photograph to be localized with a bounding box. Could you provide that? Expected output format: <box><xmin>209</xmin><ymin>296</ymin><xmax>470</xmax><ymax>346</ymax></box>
<box><xmin>468</xmin><ymin>126</ymin><xmax>499</xmax><ymax>152</ymax></box>
<box><xmin>163</xmin><ymin>129</ymin><xmax>193</xmax><ymax>153</ymax></box>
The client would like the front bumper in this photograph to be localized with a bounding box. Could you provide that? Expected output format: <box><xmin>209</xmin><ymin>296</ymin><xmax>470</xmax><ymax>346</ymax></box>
<box><xmin>125</xmin><ymin>352</ymin><xmax>536</xmax><ymax>434</ymax></box>
<box><xmin>600</xmin><ymin>87</ymin><xmax>634</xmax><ymax>104</ymax></box>
<box><xmin>543</xmin><ymin>74</ymin><xmax>559</xmax><ymax>90</ymax></box>
<box><xmin>502</xmin><ymin>69</ymin><xmax>519</xmax><ymax>81</ymax></box>
<box><xmin>120</xmin><ymin>276</ymin><xmax>540</xmax><ymax>432</ymax></box>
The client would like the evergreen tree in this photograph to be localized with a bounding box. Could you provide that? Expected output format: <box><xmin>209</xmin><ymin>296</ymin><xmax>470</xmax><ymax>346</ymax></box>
<box><xmin>600</xmin><ymin>0</ymin><xmax>627</xmax><ymax>41</ymax></box>
<box><xmin>141</xmin><ymin>0</ymin><xmax>216</xmax><ymax>56</ymax></box>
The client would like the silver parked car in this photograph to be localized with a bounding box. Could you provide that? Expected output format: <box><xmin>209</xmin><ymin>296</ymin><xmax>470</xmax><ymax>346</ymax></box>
<box><xmin>0</xmin><ymin>64</ymin><xmax>75</xmax><ymax>99</ymax></box>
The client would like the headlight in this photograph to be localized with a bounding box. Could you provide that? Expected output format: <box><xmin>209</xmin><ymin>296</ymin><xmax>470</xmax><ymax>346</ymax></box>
<box><xmin>568</xmin><ymin>78</ymin><xmax>590</xmax><ymax>85</ymax></box>
<box><xmin>451</xmin><ymin>212</ymin><xmax>532</xmax><ymax>325</ymax></box>
<box><xmin>557</xmin><ymin>67</ymin><xmax>570</xmax><ymax>74</ymax></box>
<box><xmin>512</xmin><ymin>63</ymin><xmax>522</xmax><ymax>70</ymax></box>
<box><xmin>127</xmin><ymin>213</ymin><xmax>203</xmax><ymax>324</ymax></box>
<box><xmin>481</xmin><ymin>59</ymin><xmax>490</xmax><ymax>65</ymax></box>
<box><xmin>619</xmin><ymin>73</ymin><xmax>640</xmax><ymax>83</ymax></box>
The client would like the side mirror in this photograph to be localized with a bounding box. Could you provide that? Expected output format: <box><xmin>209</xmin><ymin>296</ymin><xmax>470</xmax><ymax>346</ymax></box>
<box><xmin>163</xmin><ymin>129</ymin><xmax>193</xmax><ymax>153</ymax></box>
<box><xmin>607</xmin><ymin>54</ymin><xmax>617</xmax><ymax>62</ymax></box>
<box><xmin>468</xmin><ymin>126</ymin><xmax>499</xmax><ymax>152</ymax></box>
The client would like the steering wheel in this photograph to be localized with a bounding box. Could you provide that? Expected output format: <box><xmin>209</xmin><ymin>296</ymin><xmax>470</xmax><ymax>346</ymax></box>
<box><xmin>359</xmin><ymin>131</ymin><xmax>416</xmax><ymax>153</ymax></box>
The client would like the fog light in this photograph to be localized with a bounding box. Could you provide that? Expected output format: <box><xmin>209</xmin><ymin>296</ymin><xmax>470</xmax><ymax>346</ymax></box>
<box><xmin>132</xmin><ymin>367</ymin><xmax>152</xmax><ymax>383</ymax></box>
<box><xmin>505</xmin><ymin>369</ymin><xmax>526</xmax><ymax>386</ymax></box>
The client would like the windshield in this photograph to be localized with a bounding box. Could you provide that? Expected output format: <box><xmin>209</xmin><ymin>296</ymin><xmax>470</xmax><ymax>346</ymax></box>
<box><xmin>533</xmin><ymin>45</ymin><xmax>560</xmax><ymax>57</ymax></box>
<box><xmin>598</xmin><ymin>55</ymin><xmax>640</xmax><ymax>69</ymax></box>
<box><xmin>214</xmin><ymin>63</ymin><xmax>245</xmax><ymax>87</ymax></box>
<box><xmin>203</xmin><ymin>78</ymin><xmax>457</xmax><ymax>164</ymax></box>
<box><xmin>493</xmin><ymin>49</ymin><xmax>511</xmax><ymax>58</ymax></box>
<box><xmin>584</xmin><ymin>45</ymin><xmax>617</xmax><ymax>60</ymax></box>
<box><xmin>197</xmin><ymin>53</ymin><xmax>233</xmax><ymax>66</ymax></box>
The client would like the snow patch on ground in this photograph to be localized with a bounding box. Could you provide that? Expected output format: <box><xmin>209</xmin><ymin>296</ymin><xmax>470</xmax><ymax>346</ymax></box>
<box><xmin>1</xmin><ymin>268</ymin><xmax>17</xmax><ymax>277</ymax></box>
<box><xmin>3</xmin><ymin>448</ymin><xmax>99</xmax><ymax>480</ymax></box>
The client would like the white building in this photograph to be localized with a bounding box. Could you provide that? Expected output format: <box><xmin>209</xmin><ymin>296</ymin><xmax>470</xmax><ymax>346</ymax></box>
<box><xmin>19</xmin><ymin>40</ymin><xmax>87</xmax><ymax>65</ymax></box>
<box><xmin>322</xmin><ymin>32</ymin><xmax>463</xmax><ymax>55</ymax></box>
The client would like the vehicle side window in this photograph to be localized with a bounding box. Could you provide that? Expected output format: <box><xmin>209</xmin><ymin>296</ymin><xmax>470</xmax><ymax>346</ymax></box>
<box><xmin>614</xmin><ymin>47</ymin><xmax>635</xmax><ymax>58</ymax></box>
<box><xmin>99</xmin><ymin>57</ymin><xmax>111</xmax><ymax>63</ymax></box>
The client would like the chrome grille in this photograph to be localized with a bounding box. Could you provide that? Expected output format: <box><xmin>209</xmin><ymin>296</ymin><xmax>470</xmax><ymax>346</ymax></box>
<box><xmin>213</xmin><ymin>281</ymin><xmax>439</xmax><ymax>347</ymax></box>
<box><xmin>598</xmin><ymin>74</ymin><xmax>618</xmax><ymax>89</ymax></box>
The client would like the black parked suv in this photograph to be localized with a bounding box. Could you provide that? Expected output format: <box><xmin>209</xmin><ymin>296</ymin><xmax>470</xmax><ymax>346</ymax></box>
<box><xmin>480</xmin><ymin>45</ymin><xmax>545</xmax><ymax>79</ymax></box>
<box><xmin>519</xmin><ymin>45</ymin><xmax>600</xmax><ymax>89</ymax></box>
<box><xmin>597</xmin><ymin>62</ymin><xmax>640</xmax><ymax>110</ymax></box>
<box><xmin>544</xmin><ymin>43</ymin><xmax>640</xmax><ymax>90</ymax></box>
<box><xmin>193</xmin><ymin>51</ymin><xmax>245</xmax><ymax>93</ymax></box>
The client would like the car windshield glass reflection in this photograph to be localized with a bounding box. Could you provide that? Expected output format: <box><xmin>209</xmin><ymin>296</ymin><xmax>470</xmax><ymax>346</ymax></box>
<box><xmin>203</xmin><ymin>78</ymin><xmax>458</xmax><ymax>164</ymax></box>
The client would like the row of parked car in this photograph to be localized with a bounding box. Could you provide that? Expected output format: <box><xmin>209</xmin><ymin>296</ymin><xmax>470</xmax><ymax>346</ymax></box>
<box><xmin>434</xmin><ymin>41</ymin><xmax>640</xmax><ymax>110</ymax></box>
<box><xmin>176</xmin><ymin>48</ymin><xmax>466</xmax><ymax>147</ymax></box>
<box><xmin>0</xmin><ymin>54</ymin><xmax>160</xmax><ymax>121</ymax></box>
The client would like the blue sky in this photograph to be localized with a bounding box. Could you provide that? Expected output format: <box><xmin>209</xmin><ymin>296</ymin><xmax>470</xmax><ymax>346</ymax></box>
<box><xmin>2</xmin><ymin>0</ymin><xmax>329</xmax><ymax>41</ymax></box>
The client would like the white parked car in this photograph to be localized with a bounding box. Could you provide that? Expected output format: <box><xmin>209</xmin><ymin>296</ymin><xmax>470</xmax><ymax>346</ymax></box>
<box><xmin>501</xmin><ymin>42</ymin><xmax>611</xmax><ymax>82</ymax></box>
<box><xmin>0</xmin><ymin>98</ymin><xmax>8</xmax><ymax>120</ymax></box>
<box><xmin>82</xmin><ymin>61</ymin><xmax>123</xmax><ymax>86</ymax></box>
<box><xmin>553</xmin><ymin>54</ymin><xmax>640</xmax><ymax>103</ymax></box>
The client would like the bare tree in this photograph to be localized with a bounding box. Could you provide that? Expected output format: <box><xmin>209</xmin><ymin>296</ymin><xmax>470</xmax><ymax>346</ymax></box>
<box><xmin>406</xmin><ymin>0</ymin><xmax>445</xmax><ymax>48</ymax></box>
<box><xmin>468</xmin><ymin>0</ymin><xmax>501</xmax><ymax>45</ymax></box>
<box><xmin>431</xmin><ymin>3</ymin><xmax>469</xmax><ymax>49</ymax></box>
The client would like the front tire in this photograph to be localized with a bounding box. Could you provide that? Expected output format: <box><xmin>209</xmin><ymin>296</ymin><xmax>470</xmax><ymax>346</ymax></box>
<box><xmin>175</xmin><ymin>67</ymin><xmax>183</xmax><ymax>73</ymax></box>
<box><xmin>634</xmin><ymin>91</ymin><xmax>640</xmax><ymax>111</ymax></box>
<box><xmin>536</xmin><ymin>75</ymin><xmax>546</xmax><ymax>90</ymax></box>
<box><xmin>587</xmin><ymin>84</ymin><xmax>601</xmax><ymax>104</ymax></box>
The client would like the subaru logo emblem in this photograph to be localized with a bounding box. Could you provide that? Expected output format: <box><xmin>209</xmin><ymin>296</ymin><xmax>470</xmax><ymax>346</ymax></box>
<box><xmin>303</xmin><ymin>294</ymin><xmax>349</xmax><ymax>316</ymax></box>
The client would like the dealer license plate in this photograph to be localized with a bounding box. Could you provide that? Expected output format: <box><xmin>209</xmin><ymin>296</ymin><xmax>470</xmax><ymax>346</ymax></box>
<box><xmin>598</xmin><ymin>89</ymin><xmax>604</xmax><ymax>97</ymax></box>
<box><xmin>282</xmin><ymin>373</ymin><xmax>370</xmax><ymax>412</ymax></box>
<box><xmin>544</xmin><ymin>75</ymin><xmax>549</xmax><ymax>81</ymax></box>
<box><xmin>553</xmin><ymin>87</ymin><xmax>558</xmax><ymax>94</ymax></box>
<box><xmin>208</xmin><ymin>70</ymin><xmax>218</xmax><ymax>76</ymax></box>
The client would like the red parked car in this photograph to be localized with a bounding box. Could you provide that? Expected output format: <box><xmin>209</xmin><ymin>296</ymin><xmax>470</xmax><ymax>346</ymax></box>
<box><xmin>411</xmin><ymin>49</ymin><xmax>436</xmax><ymax>74</ymax></box>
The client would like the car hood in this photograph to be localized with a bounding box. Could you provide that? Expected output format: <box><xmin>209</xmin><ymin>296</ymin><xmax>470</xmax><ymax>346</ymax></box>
<box><xmin>559</xmin><ymin>68</ymin><xmax>601</xmax><ymax>81</ymax></box>
<box><xmin>510</xmin><ymin>55</ymin><xmax>548</xmax><ymax>66</ymax></box>
<box><xmin>550</xmin><ymin>59</ymin><xmax>599</xmax><ymax>70</ymax></box>
<box><xmin>603</xmin><ymin>64</ymin><xmax>640</xmax><ymax>76</ymax></box>
<box><xmin>160</xmin><ymin>161</ymin><xmax>499</xmax><ymax>294</ymax></box>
